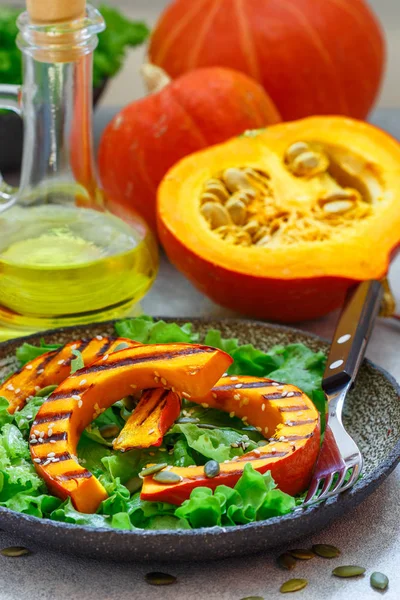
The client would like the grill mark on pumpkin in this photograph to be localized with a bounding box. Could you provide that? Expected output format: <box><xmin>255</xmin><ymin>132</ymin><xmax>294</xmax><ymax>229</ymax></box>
<box><xmin>97</xmin><ymin>338</ymin><xmax>114</xmax><ymax>356</ymax></box>
<box><xmin>277</xmin><ymin>433</ymin><xmax>313</xmax><ymax>441</ymax></box>
<box><xmin>263</xmin><ymin>391</ymin><xmax>302</xmax><ymax>400</ymax></box>
<box><xmin>81</xmin><ymin>346</ymin><xmax>211</xmax><ymax>375</ymax></box>
<box><xmin>279</xmin><ymin>404</ymin><xmax>309</xmax><ymax>412</ymax></box>
<box><xmin>56</xmin><ymin>470</ymin><xmax>93</xmax><ymax>482</ymax></box>
<box><xmin>36</xmin><ymin>452</ymin><xmax>71</xmax><ymax>465</ymax></box>
<box><xmin>289</xmin><ymin>419</ymin><xmax>317</xmax><ymax>426</ymax></box>
<box><xmin>33</xmin><ymin>411</ymin><xmax>72</xmax><ymax>425</ymax></box>
<box><xmin>45</xmin><ymin>388</ymin><xmax>85</xmax><ymax>402</ymax></box>
<box><xmin>45</xmin><ymin>432</ymin><xmax>68</xmax><ymax>443</ymax></box>
<box><xmin>137</xmin><ymin>391</ymin><xmax>169</xmax><ymax>427</ymax></box>
<box><xmin>37</xmin><ymin>347</ymin><xmax>63</xmax><ymax>371</ymax></box>
<box><xmin>215</xmin><ymin>382</ymin><xmax>275</xmax><ymax>392</ymax></box>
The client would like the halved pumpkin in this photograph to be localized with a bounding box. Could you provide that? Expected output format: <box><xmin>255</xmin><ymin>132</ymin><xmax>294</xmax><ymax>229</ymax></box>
<box><xmin>141</xmin><ymin>375</ymin><xmax>320</xmax><ymax>504</ymax></box>
<box><xmin>114</xmin><ymin>388</ymin><xmax>181</xmax><ymax>451</ymax></box>
<box><xmin>30</xmin><ymin>343</ymin><xmax>232</xmax><ymax>513</ymax></box>
<box><xmin>158</xmin><ymin>117</ymin><xmax>400</xmax><ymax>321</ymax></box>
<box><xmin>1</xmin><ymin>336</ymin><xmax>139</xmax><ymax>414</ymax></box>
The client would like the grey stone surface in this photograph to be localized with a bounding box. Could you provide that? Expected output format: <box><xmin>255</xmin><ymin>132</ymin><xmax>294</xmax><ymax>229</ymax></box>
<box><xmin>0</xmin><ymin>108</ymin><xmax>399</xmax><ymax>599</ymax></box>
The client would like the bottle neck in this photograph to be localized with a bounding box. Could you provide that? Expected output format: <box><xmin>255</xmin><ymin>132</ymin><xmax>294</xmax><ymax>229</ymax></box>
<box><xmin>16</xmin><ymin>5</ymin><xmax>105</xmax><ymax>207</ymax></box>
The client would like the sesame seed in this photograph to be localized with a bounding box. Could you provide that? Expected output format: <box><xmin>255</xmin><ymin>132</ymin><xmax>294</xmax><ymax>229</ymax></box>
<box><xmin>78</xmin><ymin>400</ymin><xmax>83</xmax><ymax>408</ymax></box>
<box><xmin>30</xmin><ymin>439</ymin><xmax>38</xmax><ymax>444</ymax></box>
<box><xmin>230</xmin><ymin>376</ymin><xmax>239</xmax><ymax>381</ymax></box>
<box><xmin>154</xmin><ymin>371</ymin><xmax>160</xmax><ymax>377</ymax></box>
<box><xmin>58</xmin><ymin>360</ymin><xmax>65</xmax><ymax>365</ymax></box>
<box><xmin>161</xmin><ymin>378</ymin><xmax>167</xmax><ymax>386</ymax></box>
<box><xmin>253</xmin><ymin>449</ymin><xmax>261</xmax><ymax>456</ymax></box>
<box><xmin>42</xmin><ymin>459</ymin><xmax>51</xmax><ymax>467</ymax></box>
<box><xmin>287</xmin><ymin>420</ymin><xmax>294</xmax><ymax>426</ymax></box>
<box><xmin>94</xmin><ymin>403</ymin><xmax>99</xmax><ymax>410</ymax></box>
<box><xmin>80</xmin><ymin>379</ymin><xmax>87</xmax><ymax>386</ymax></box>
<box><xmin>48</xmin><ymin>428</ymin><xmax>53</xmax><ymax>436</ymax></box>
<box><xmin>171</xmin><ymin>387</ymin><xmax>176</xmax><ymax>393</ymax></box>
<box><xmin>15</xmin><ymin>407</ymin><xmax>20</xmax><ymax>413</ymax></box>
<box><xmin>256</xmin><ymin>426</ymin><xmax>262</xmax><ymax>432</ymax></box>
<box><xmin>154</xmin><ymin>376</ymin><xmax>160</xmax><ymax>383</ymax></box>
<box><xmin>287</xmin><ymin>391</ymin><xmax>295</xmax><ymax>397</ymax></box>
<box><xmin>50</xmin><ymin>440</ymin><xmax>56</xmax><ymax>444</ymax></box>
<box><xmin>277</xmin><ymin>386</ymin><xmax>284</xmax><ymax>391</ymax></box>
<box><xmin>224</xmin><ymin>460</ymin><xmax>231</xmax><ymax>464</ymax></box>
<box><xmin>281</xmin><ymin>391</ymin><xmax>288</xmax><ymax>398</ymax></box>
<box><xmin>52</xmin><ymin>458</ymin><xmax>60</xmax><ymax>463</ymax></box>
<box><xmin>182</xmin><ymin>392</ymin><xmax>191</xmax><ymax>399</ymax></box>
<box><xmin>96</xmin><ymin>335</ymin><xmax>103</xmax><ymax>341</ymax></box>
<box><xmin>229</xmin><ymin>411</ymin><xmax>235</xmax><ymax>418</ymax></box>
<box><xmin>212</xmin><ymin>392</ymin><xmax>217</xmax><ymax>399</ymax></box>
<box><xmin>102</xmin><ymin>354</ymin><xmax>109</xmax><ymax>361</ymax></box>
<box><xmin>72</xmin><ymin>395</ymin><xmax>81</xmax><ymax>401</ymax></box>
<box><xmin>47</xmin><ymin>452</ymin><xmax>55</xmax><ymax>458</ymax></box>
<box><xmin>120</xmin><ymin>449</ymin><xmax>125</xmax><ymax>453</ymax></box>
<box><xmin>242</xmin><ymin>417</ymin><xmax>248</xmax><ymax>423</ymax></box>
<box><xmin>37</xmin><ymin>369</ymin><xmax>44</xmax><ymax>374</ymax></box>
<box><xmin>279</xmin><ymin>436</ymin><xmax>286</xmax><ymax>442</ymax></box>
<box><xmin>201</xmin><ymin>403</ymin><xmax>209</xmax><ymax>409</ymax></box>
<box><xmin>242</xmin><ymin>398</ymin><xmax>249</xmax><ymax>405</ymax></box>
<box><xmin>223</xmin><ymin>373</ymin><xmax>228</xmax><ymax>377</ymax></box>
<box><xmin>39</xmin><ymin>432</ymin><xmax>45</xmax><ymax>438</ymax></box>
<box><xmin>25</xmin><ymin>365</ymin><xmax>33</xmax><ymax>370</ymax></box>
<box><xmin>6</xmin><ymin>384</ymin><xmax>14</xmax><ymax>391</ymax></box>
<box><xmin>33</xmin><ymin>458</ymin><xmax>41</xmax><ymax>464</ymax></box>
<box><xmin>34</xmin><ymin>430</ymin><xmax>41</xmax><ymax>436</ymax></box>
<box><xmin>272</xmin><ymin>382</ymin><xmax>280</xmax><ymax>387</ymax></box>
<box><xmin>234</xmin><ymin>394</ymin><xmax>241</xmax><ymax>401</ymax></box>
<box><xmin>15</xmin><ymin>388</ymin><xmax>21</xmax><ymax>394</ymax></box>
<box><xmin>35</xmin><ymin>386</ymin><xmax>41</xmax><ymax>392</ymax></box>
<box><xmin>148</xmin><ymin>428</ymin><xmax>155</xmax><ymax>435</ymax></box>
<box><xmin>261</xmin><ymin>403</ymin><xmax>266</xmax><ymax>412</ymax></box>
<box><xmin>189</xmin><ymin>370</ymin><xmax>197</xmax><ymax>376</ymax></box>
<box><xmin>30</xmin><ymin>434</ymin><xmax>36</xmax><ymax>440</ymax></box>
<box><xmin>264</xmin><ymin>427</ymin><xmax>269</xmax><ymax>434</ymax></box>
<box><xmin>235</xmin><ymin>384</ymin><xmax>243</xmax><ymax>389</ymax></box>
<box><xmin>130</xmin><ymin>384</ymin><xmax>137</xmax><ymax>389</ymax></box>
<box><xmin>271</xmin><ymin>448</ymin><xmax>276</xmax><ymax>454</ymax></box>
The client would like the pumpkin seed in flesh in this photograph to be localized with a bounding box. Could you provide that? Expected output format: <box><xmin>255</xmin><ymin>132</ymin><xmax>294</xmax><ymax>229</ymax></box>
<box><xmin>223</xmin><ymin>168</ymin><xmax>253</xmax><ymax>193</ymax></box>
<box><xmin>280</xmin><ymin>579</ymin><xmax>308</xmax><ymax>593</ymax></box>
<box><xmin>312</xmin><ymin>544</ymin><xmax>340</xmax><ymax>559</ymax></box>
<box><xmin>277</xmin><ymin>553</ymin><xmax>297</xmax><ymax>570</ymax></box>
<box><xmin>290</xmin><ymin>151</ymin><xmax>328</xmax><ymax>178</ymax></box>
<box><xmin>35</xmin><ymin>385</ymin><xmax>58</xmax><ymax>398</ymax></box>
<box><xmin>289</xmin><ymin>549</ymin><xmax>315</xmax><ymax>560</ymax></box>
<box><xmin>145</xmin><ymin>572</ymin><xmax>177</xmax><ymax>586</ymax></box>
<box><xmin>1</xmin><ymin>546</ymin><xmax>31</xmax><ymax>557</ymax></box>
<box><xmin>99</xmin><ymin>424</ymin><xmax>120</xmax><ymax>439</ymax></box>
<box><xmin>125</xmin><ymin>476</ymin><xmax>142</xmax><ymax>494</ymax></box>
<box><xmin>226</xmin><ymin>197</ymin><xmax>247</xmax><ymax>225</ymax></box>
<box><xmin>323</xmin><ymin>200</ymin><xmax>354</xmax><ymax>214</ymax></box>
<box><xmin>204</xmin><ymin>460</ymin><xmax>220</xmax><ymax>479</ymax></box>
<box><xmin>370</xmin><ymin>572</ymin><xmax>389</xmax><ymax>591</ymax></box>
<box><xmin>332</xmin><ymin>566</ymin><xmax>366</xmax><ymax>578</ymax></box>
<box><xmin>153</xmin><ymin>470</ymin><xmax>182</xmax><ymax>484</ymax></box>
<box><xmin>201</xmin><ymin>201</ymin><xmax>231</xmax><ymax>229</ymax></box>
<box><xmin>140</xmin><ymin>463</ymin><xmax>168</xmax><ymax>478</ymax></box>
<box><xmin>285</xmin><ymin>141</ymin><xmax>310</xmax><ymax>163</ymax></box>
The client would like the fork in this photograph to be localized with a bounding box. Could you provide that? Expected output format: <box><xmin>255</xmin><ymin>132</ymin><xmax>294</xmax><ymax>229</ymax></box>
<box><xmin>304</xmin><ymin>280</ymin><xmax>383</xmax><ymax>505</ymax></box>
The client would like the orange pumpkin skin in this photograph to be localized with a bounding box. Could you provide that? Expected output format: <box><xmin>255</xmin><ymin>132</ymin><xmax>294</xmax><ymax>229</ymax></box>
<box><xmin>149</xmin><ymin>0</ymin><xmax>385</xmax><ymax>121</ymax></box>
<box><xmin>157</xmin><ymin>117</ymin><xmax>400</xmax><ymax>323</ymax></box>
<box><xmin>98</xmin><ymin>67</ymin><xmax>281</xmax><ymax>231</ymax></box>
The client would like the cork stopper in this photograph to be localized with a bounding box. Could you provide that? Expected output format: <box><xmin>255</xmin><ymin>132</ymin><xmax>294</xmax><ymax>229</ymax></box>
<box><xmin>26</xmin><ymin>0</ymin><xmax>86</xmax><ymax>24</ymax></box>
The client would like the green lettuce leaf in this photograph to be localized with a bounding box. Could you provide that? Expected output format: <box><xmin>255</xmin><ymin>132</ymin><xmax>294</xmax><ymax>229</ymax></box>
<box><xmin>115</xmin><ymin>315</ymin><xmax>199</xmax><ymax>344</ymax></box>
<box><xmin>16</xmin><ymin>339</ymin><xmax>61</xmax><ymax>366</ymax></box>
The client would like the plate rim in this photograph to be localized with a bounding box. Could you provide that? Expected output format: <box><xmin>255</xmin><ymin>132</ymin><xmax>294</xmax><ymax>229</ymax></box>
<box><xmin>0</xmin><ymin>317</ymin><xmax>399</xmax><ymax>540</ymax></box>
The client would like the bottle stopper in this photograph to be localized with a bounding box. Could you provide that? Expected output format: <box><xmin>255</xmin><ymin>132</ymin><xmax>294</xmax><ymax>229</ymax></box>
<box><xmin>26</xmin><ymin>0</ymin><xmax>86</xmax><ymax>24</ymax></box>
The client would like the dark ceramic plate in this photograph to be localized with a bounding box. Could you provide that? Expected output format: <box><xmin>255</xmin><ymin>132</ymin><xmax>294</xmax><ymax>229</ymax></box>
<box><xmin>0</xmin><ymin>319</ymin><xmax>399</xmax><ymax>563</ymax></box>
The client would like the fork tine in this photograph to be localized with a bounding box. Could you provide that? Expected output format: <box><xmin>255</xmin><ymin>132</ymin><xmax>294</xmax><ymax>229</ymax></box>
<box><xmin>316</xmin><ymin>472</ymin><xmax>336</xmax><ymax>500</ymax></box>
<box><xmin>340</xmin><ymin>462</ymin><xmax>362</xmax><ymax>493</ymax></box>
<box><xmin>325</xmin><ymin>467</ymin><xmax>347</xmax><ymax>497</ymax></box>
<box><xmin>304</xmin><ymin>477</ymin><xmax>322</xmax><ymax>503</ymax></box>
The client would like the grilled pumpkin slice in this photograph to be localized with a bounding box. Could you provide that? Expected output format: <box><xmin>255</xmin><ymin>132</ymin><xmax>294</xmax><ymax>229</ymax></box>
<box><xmin>1</xmin><ymin>336</ymin><xmax>139</xmax><ymax>414</ymax></box>
<box><xmin>114</xmin><ymin>388</ymin><xmax>181</xmax><ymax>450</ymax></box>
<box><xmin>30</xmin><ymin>343</ymin><xmax>232</xmax><ymax>513</ymax></box>
<box><xmin>141</xmin><ymin>375</ymin><xmax>320</xmax><ymax>504</ymax></box>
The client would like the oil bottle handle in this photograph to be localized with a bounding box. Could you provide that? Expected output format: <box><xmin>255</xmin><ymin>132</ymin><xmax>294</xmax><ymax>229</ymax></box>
<box><xmin>0</xmin><ymin>84</ymin><xmax>21</xmax><ymax>212</ymax></box>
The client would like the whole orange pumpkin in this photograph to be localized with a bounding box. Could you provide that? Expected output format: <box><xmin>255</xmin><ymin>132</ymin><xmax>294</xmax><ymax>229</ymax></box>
<box><xmin>98</xmin><ymin>66</ymin><xmax>281</xmax><ymax>230</ymax></box>
<box><xmin>149</xmin><ymin>0</ymin><xmax>386</xmax><ymax>121</ymax></box>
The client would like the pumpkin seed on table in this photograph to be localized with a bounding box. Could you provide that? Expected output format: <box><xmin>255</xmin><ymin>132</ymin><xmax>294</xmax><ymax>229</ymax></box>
<box><xmin>145</xmin><ymin>572</ymin><xmax>177</xmax><ymax>586</ymax></box>
<box><xmin>332</xmin><ymin>566</ymin><xmax>366</xmax><ymax>578</ymax></box>
<box><xmin>204</xmin><ymin>460</ymin><xmax>220</xmax><ymax>479</ymax></box>
<box><xmin>312</xmin><ymin>544</ymin><xmax>340</xmax><ymax>558</ymax></box>
<box><xmin>99</xmin><ymin>424</ymin><xmax>120</xmax><ymax>439</ymax></box>
<box><xmin>1</xmin><ymin>546</ymin><xmax>31</xmax><ymax>557</ymax></box>
<box><xmin>277</xmin><ymin>552</ymin><xmax>297</xmax><ymax>570</ymax></box>
<box><xmin>370</xmin><ymin>572</ymin><xmax>389</xmax><ymax>591</ymax></box>
<box><xmin>289</xmin><ymin>548</ymin><xmax>315</xmax><ymax>560</ymax></box>
<box><xmin>280</xmin><ymin>578</ymin><xmax>308</xmax><ymax>593</ymax></box>
<box><xmin>140</xmin><ymin>463</ymin><xmax>168</xmax><ymax>478</ymax></box>
<box><xmin>153</xmin><ymin>470</ymin><xmax>182</xmax><ymax>484</ymax></box>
